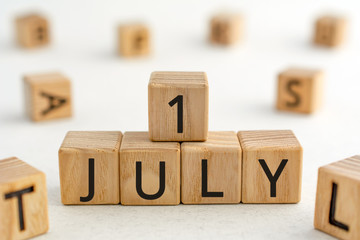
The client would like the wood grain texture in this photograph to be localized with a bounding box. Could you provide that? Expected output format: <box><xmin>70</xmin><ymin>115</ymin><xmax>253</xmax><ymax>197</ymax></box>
<box><xmin>210</xmin><ymin>12</ymin><xmax>242</xmax><ymax>45</ymax></box>
<box><xmin>238</xmin><ymin>130</ymin><xmax>303</xmax><ymax>203</ymax></box>
<box><xmin>118</xmin><ymin>23</ymin><xmax>150</xmax><ymax>57</ymax></box>
<box><xmin>0</xmin><ymin>157</ymin><xmax>48</xmax><ymax>240</ymax></box>
<box><xmin>59</xmin><ymin>131</ymin><xmax>122</xmax><ymax>205</ymax></box>
<box><xmin>181</xmin><ymin>131</ymin><xmax>241</xmax><ymax>204</ymax></box>
<box><xmin>314</xmin><ymin>15</ymin><xmax>347</xmax><ymax>47</ymax></box>
<box><xmin>276</xmin><ymin>67</ymin><xmax>324</xmax><ymax>114</ymax></box>
<box><xmin>15</xmin><ymin>14</ymin><xmax>50</xmax><ymax>48</ymax></box>
<box><xmin>23</xmin><ymin>72</ymin><xmax>72</xmax><ymax>122</ymax></box>
<box><xmin>148</xmin><ymin>71</ymin><xmax>209</xmax><ymax>141</ymax></box>
<box><xmin>314</xmin><ymin>155</ymin><xmax>360</xmax><ymax>240</ymax></box>
<box><xmin>120</xmin><ymin>132</ymin><xmax>180</xmax><ymax>205</ymax></box>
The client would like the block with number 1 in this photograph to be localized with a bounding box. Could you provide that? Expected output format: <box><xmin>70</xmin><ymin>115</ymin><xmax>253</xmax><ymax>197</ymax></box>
<box><xmin>148</xmin><ymin>71</ymin><xmax>209</xmax><ymax>141</ymax></box>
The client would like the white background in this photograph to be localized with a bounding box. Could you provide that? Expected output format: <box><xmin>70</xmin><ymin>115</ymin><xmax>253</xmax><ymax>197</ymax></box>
<box><xmin>1</xmin><ymin>0</ymin><xmax>360</xmax><ymax>239</ymax></box>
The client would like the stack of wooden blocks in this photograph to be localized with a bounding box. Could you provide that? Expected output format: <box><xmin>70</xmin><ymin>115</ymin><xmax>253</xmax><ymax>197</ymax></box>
<box><xmin>58</xmin><ymin>71</ymin><xmax>304</xmax><ymax>205</ymax></box>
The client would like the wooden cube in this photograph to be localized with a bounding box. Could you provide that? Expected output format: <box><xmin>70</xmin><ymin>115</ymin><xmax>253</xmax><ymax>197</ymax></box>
<box><xmin>118</xmin><ymin>23</ymin><xmax>150</xmax><ymax>57</ymax></box>
<box><xmin>0</xmin><ymin>157</ymin><xmax>48</xmax><ymax>239</ymax></box>
<box><xmin>276</xmin><ymin>68</ymin><xmax>324</xmax><ymax>114</ymax></box>
<box><xmin>181</xmin><ymin>131</ymin><xmax>242</xmax><ymax>204</ymax></box>
<box><xmin>210</xmin><ymin>12</ymin><xmax>242</xmax><ymax>45</ymax></box>
<box><xmin>238</xmin><ymin>130</ymin><xmax>302</xmax><ymax>203</ymax></box>
<box><xmin>314</xmin><ymin>156</ymin><xmax>360</xmax><ymax>239</ymax></box>
<box><xmin>148</xmin><ymin>71</ymin><xmax>209</xmax><ymax>141</ymax></box>
<box><xmin>59</xmin><ymin>131</ymin><xmax>122</xmax><ymax>205</ymax></box>
<box><xmin>314</xmin><ymin>15</ymin><xmax>346</xmax><ymax>47</ymax></box>
<box><xmin>120</xmin><ymin>132</ymin><xmax>180</xmax><ymax>205</ymax></box>
<box><xmin>16</xmin><ymin>14</ymin><xmax>50</xmax><ymax>48</ymax></box>
<box><xmin>23</xmin><ymin>72</ymin><xmax>72</xmax><ymax>121</ymax></box>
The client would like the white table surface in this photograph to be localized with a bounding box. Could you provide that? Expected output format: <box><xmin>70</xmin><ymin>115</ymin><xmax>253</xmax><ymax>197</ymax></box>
<box><xmin>1</xmin><ymin>0</ymin><xmax>360</xmax><ymax>239</ymax></box>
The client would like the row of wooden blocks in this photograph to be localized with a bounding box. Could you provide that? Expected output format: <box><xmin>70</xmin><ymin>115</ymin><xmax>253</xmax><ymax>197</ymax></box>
<box><xmin>16</xmin><ymin>12</ymin><xmax>346</xmax><ymax>53</ymax></box>
<box><xmin>2</xmin><ymin>153</ymin><xmax>360</xmax><ymax>239</ymax></box>
<box><xmin>58</xmin><ymin>130</ymin><xmax>302</xmax><ymax>205</ymax></box>
<box><xmin>23</xmin><ymin>69</ymin><xmax>323</xmax><ymax>123</ymax></box>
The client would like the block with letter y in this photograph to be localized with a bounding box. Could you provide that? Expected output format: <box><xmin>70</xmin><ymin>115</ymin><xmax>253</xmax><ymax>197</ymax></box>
<box><xmin>238</xmin><ymin>130</ymin><xmax>303</xmax><ymax>203</ymax></box>
<box><xmin>58</xmin><ymin>131</ymin><xmax>122</xmax><ymax>204</ymax></box>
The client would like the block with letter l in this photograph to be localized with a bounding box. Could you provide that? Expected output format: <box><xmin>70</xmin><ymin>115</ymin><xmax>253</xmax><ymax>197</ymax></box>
<box><xmin>314</xmin><ymin>156</ymin><xmax>360</xmax><ymax>239</ymax></box>
<box><xmin>181</xmin><ymin>131</ymin><xmax>242</xmax><ymax>204</ymax></box>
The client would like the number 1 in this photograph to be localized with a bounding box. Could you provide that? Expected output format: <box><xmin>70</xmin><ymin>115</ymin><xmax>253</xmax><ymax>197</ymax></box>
<box><xmin>168</xmin><ymin>95</ymin><xmax>183</xmax><ymax>133</ymax></box>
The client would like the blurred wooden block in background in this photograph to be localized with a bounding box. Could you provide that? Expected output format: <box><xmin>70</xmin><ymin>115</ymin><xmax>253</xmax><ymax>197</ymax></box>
<box><xmin>210</xmin><ymin>12</ymin><xmax>242</xmax><ymax>45</ymax></box>
<box><xmin>148</xmin><ymin>71</ymin><xmax>209</xmax><ymax>141</ymax></box>
<box><xmin>59</xmin><ymin>131</ymin><xmax>122</xmax><ymax>205</ymax></box>
<box><xmin>118</xmin><ymin>23</ymin><xmax>150</xmax><ymax>57</ymax></box>
<box><xmin>120</xmin><ymin>132</ymin><xmax>180</xmax><ymax>205</ymax></box>
<box><xmin>0</xmin><ymin>157</ymin><xmax>48</xmax><ymax>239</ymax></box>
<box><xmin>181</xmin><ymin>131</ymin><xmax>242</xmax><ymax>204</ymax></box>
<box><xmin>238</xmin><ymin>130</ymin><xmax>302</xmax><ymax>203</ymax></box>
<box><xmin>314</xmin><ymin>156</ymin><xmax>360</xmax><ymax>240</ymax></box>
<box><xmin>276</xmin><ymin>68</ymin><xmax>324</xmax><ymax>114</ymax></box>
<box><xmin>314</xmin><ymin>15</ymin><xmax>347</xmax><ymax>47</ymax></box>
<box><xmin>16</xmin><ymin>14</ymin><xmax>50</xmax><ymax>48</ymax></box>
<box><xmin>23</xmin><ymin>72</ymin><xmax>72</xmax><ymax>122</ymax></box>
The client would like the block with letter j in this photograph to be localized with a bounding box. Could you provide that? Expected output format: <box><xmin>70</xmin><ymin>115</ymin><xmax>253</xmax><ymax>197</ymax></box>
<box><xmin>58</xmin><ymin>131</ymin><xmax>122</xmax><ymax>204</ymax></box>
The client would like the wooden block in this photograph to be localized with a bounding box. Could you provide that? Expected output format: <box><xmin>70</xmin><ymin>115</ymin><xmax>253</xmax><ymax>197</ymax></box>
<box><xmin>16</xmin><ymin>14</ymin><xmax>50</xmax><ymax>48</ymax></box>
<box><xmin>314</xmin><ymin>15</ymin><xmax>346</xmax><ymax>47</ymax></box>
<box><xmin>238</xmin><ymin>130</ymin><xmax>302</xmax><ymax>203</ymax></box>
<box><xmin>0</xmin><ymin>157</ymin><xmax>48</xmax><ymax>239</ymax></box>
<box><xmin>276</xmin><ymin>68</ymin><xmax>324</xmax><ymax>114</ymax></box>
<box><xmin>120</xmin><ymin>132</ymin><xmax>180</xmax><ymax>205</ymax></box>
<box><xmin>23</xmin><ymin>72</ymin><xmax>72</xmax><ymax>121</ymax></box>
<box><xmin>181</xmin><ymin>131</ymin><xmax>242</xmax><ymax>204</ymax></box>
<box><xmin>314</xmin><ymin>156</ymin><xmax>360</xmax><ymax>239</ymax></box>
<box><xmin>58</xmin><ymin>131</ymin><xmax>122</xmax><ymax>205</ymax></box>
<box><xmin>148</xmin><ymin>71</ymin><xmax>209</xmax><ymax>141</ymax></box>
<box><xmin>118</xmin><ymin>23</ymin><xmax>150</xmax><ymax>57</ymax></box>
<box><xmin>210</xmin><ymin>12</ymin><xmax>242</xmax><ymax>45</ymax></box>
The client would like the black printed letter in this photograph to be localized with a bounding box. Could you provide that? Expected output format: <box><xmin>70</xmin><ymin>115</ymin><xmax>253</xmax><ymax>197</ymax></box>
<box><xmin>80</xmin><ymin>158</ymin><xmax>95</xmax><ymax>202</ymax></box>
<box><xmin>5</xmin><ymin>186</ymin><xmax>34</xmax><ymax>231</ymax></box>
<box><xmin>136</xmin><ymin>161</ymin><xmax>165</xmax><ymax>200</ymax></box>
<box><xmin>202</xmin><ymin>159</ymin><xmax>223</xmax><ymax>197</ymax></box>
<box><xmin>286</xmin><ymin>80</ymin><xmax>301</xmax><ymax>107</ymax></box>
<box><xmin>259</xmin><ymin>159</ymin><xmax>288</xmax><ymax>197</ymax></box>
<box><xmin>41</xmin><ymin>92</ymin><xmax>67</xmax><ymax>115</ymax></box>
<box><xmin>329</xmin><ymin>183</ymin><xmax>349</xmax><ymax>231</ymax></box>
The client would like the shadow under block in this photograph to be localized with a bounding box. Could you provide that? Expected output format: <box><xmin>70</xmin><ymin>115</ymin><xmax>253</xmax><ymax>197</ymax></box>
<box><xmin>58</xmin><ymin>131</ymin><xmax>122</xmax><ymax>205</ymax></box>
<box><xmin>210</xmin><ymin>12</ymin><xmax>242</xmax><ymax>45</ymax></box>
<box><xmin>118</xmin><ymin>23</ymin><xmax>150</xmax><ymax>57</ymax></box>
<box><xmin>0</xmin><ymin>157</ymin><xmax>48</xmax><ymax>240</ymax></box>
<box><xmin>238</xmin><ymin>130</ymin><xmax>302</xmax><ymax>203</ymax></box>
<box><xmin>148</xmin><ymin>71</ymin><xmax>209</xmax><ymax>141</ymax></box>
<box><xmin>16</xmin><ymin>14</ymin><xmax>50</xmax><ymax>48</ymax></box>
<box><xmin>24</xmin><ymin>73</ymin><xmax>72</xmax><ymax>121</ymax></box>
<box><xmin>181</xmin><ymin>131</ymin><xmax>242</xmax><ymax>204</ymax></box>
<box><xmin>314</xmin><ymin>15</ymin><xmax>346</xmax><ymax>47</ymax></box>
<box><xmin>120</xmin><ymin>132</ymin><xmax>180</xmax><ymax>205</ymax></box>
<box><xmin>314</xmin><ymin>156</ymin><xmax>360</xmax><ymax>240</ymax></box>
<box><xmin>276</xmin><ymin>68</ymin><xmax>324</xmax><ymax>114</ymax></box>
